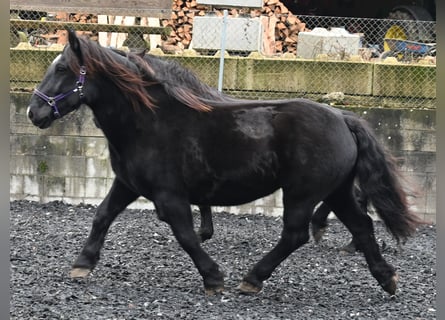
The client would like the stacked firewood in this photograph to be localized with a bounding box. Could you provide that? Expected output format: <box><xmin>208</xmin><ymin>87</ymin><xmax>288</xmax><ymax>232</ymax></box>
<box><xmin>55</xmin><ymin>12</ymin><xmax>98</xmax><ymax>23</ymax></box>
<box><xmin>39</xmin><ymin>1</ymin><xmax>308</xmax><ymax>54</ymax></box>
<box><xmin>39</xmin><ymin>12</ymin><xmax>98</xmax><ymax>45</ymax></box>
<box><xmin>161</xmin><ymin>0</ymin><xmax>309</xmax><ymax>55</ymax></box>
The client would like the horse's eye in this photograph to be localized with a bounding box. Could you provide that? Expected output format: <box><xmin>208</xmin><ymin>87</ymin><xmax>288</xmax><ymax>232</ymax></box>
<box><xmin>56</xmin><ymin>64</ymin><xmax>67</xmax><ymax>72</ymax></box>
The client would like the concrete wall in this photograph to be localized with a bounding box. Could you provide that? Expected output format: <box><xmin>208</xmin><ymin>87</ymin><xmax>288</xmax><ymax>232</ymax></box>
<box><xmin>10</xmin><ymin>48</ymin><xmax>436</xmax><ymax>109</ymax></box>
<box><xmin>10</xmin><ymin>92</ymin><xmax>436</xmax><ymax>222</ymax></box>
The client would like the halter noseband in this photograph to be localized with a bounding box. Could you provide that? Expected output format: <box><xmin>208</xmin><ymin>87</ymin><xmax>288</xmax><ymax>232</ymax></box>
<box><xmin>33</xmin><ymin>66</ymin><xmax>86</xmax><ymax>118</ymax></box>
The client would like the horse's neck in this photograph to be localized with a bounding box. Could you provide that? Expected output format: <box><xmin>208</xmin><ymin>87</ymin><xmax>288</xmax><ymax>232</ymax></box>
<box><xmin>89</xmin><ymin>99</ymin><xmax>141</xmax><ymax>145</ymax></box>
<box><xmin>88</xmin><ymin>81</ymin><xmax>197</xmax><ymax>149</ymax></box>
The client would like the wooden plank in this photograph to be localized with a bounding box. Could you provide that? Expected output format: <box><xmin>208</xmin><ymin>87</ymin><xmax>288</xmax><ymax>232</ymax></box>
<box><xmin>97</xmin><ymin>15</ymin><xmax>110</xmax><ymax>47</ymax></box>
<box><xmin>141</xmin><ymin>17</ymin><xmax>162</xmax><ymax>50</ymax></box>
<box><xmin>10</xmin><ymin>19</ymin><xmax>170</xmax><ymax>36</ymax></box>
<box><xmin>197</xmin><ymin>0</ymin><xmax>263</xmax><ymax>8</ymax></box>
<box><xmin>109</xmin><ymin>16</ymin><xmax>122</xmax><ymax>48</ymax></box>
<box><xmin>114</xmin><ymin>16</ymin><xmax>136</xmax><ymax>48</ymax></box>
<box><xmin>260</xmin><ymin>15</ymin><xmax>278</xmax><ymax>56</ymax></box>
<box><xmin>10</xmin><ymin>0</ymin><xmax>171</xmax><ymax>18</ymax></box>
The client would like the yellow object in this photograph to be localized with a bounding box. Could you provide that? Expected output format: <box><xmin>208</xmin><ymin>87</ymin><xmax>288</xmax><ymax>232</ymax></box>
<box><xmin>384</xmin><ymin>25</ymin><xmax>407</xmax><ymax>51</ymax></box>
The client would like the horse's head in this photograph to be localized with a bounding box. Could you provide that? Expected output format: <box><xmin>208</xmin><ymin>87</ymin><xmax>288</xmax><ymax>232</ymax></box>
<box><xmin>27</xmin><ymin>29</ymin><xmax>86</xmax><ymax>128</ymax></box>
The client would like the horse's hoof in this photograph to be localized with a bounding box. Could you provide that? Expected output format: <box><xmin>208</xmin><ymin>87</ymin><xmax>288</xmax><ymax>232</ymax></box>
<box><xmin>198</xmin><ymin>233</ymin><xmax>211</xmax><ymax>243</ymax></box>
<box><xmin>238</xmin><ymin>281</ymin><xmax>262</xmax><ymax>294</ymax></box>
<box><xmin>338</xmin><ymin>241</ymin><xmax>357</xmax><ymax>254</ymax></box>
<box><xmin>70</xmin><ymin>267</ymin><xmax>91</xmax><ymax>278</ymax></box>
<box><xmin>204</xmin><ymin>285</ymin><xmax>224</xmax><ymax>295</ymax></box>
<box><xmin>312</xmin><ymin>227</ymin><xmax>326</xmax><ymax>243</ymax></box>
<box><xmin>382</xmin><ymin>273</ymin><xmax>399</xmax><ymax>295</ymax></box>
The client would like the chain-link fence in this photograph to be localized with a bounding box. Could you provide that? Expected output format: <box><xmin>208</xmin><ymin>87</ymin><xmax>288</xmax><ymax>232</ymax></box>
<box><xmin>10</xmin><ymin>6</ymin><xmax>436</xmax><ymax>108</ymax></box>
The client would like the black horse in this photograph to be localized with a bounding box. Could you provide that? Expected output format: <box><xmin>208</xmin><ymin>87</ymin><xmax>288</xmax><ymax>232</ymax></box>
<box><xmin>105</xmin><ymin>50</ymin><xmax>366</xmax><ymax>252</ymax></box>
<box><xmin>27</xmin><ymin>29</ymin><xmax>422</xmax><ymax>296</ymax></box>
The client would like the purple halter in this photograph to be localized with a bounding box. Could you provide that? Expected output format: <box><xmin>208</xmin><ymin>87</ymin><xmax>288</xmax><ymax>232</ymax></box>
<box><xmin>33</xmin><ymin>66</ymin><xmax>86</xmax><ymax>118</ymax></box>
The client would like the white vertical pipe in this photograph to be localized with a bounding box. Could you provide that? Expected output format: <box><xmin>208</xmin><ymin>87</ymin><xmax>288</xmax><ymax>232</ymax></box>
<box><xmin>217</xmin><ymin>9</ymin><xmax>228</xmax><ymax>92</ymax></box>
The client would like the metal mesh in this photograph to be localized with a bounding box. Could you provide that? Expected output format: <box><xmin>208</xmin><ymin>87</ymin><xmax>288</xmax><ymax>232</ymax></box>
<box><xmin>10</xmin><ymin>8</ymin><xmax>436</xmax><ymax>108</ymax></box>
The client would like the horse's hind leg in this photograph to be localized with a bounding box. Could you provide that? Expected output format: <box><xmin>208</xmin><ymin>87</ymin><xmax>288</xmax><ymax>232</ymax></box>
<box><xmin>311</xmin><ymin>202</ymin><xmax>331</xmax><ymax>243</ymax></box>
<box><xmin>70</xmin><ymin>179</ymin><xmax>139</xmax><ymax>278</ymax></box>
<box><xmin>325</xmin><ymin>185</ymin><xmax>398</xmax><ymax>295</ymax></box>
<box><xmin>197</xmin><ymin>205</ymin><xmax>213</xmax><ymax>242</ymax></box>
<box><xmin>311</xmin><ymin>202</ymin><xmax>359</xmax><ymax>253</ymax></box>
<box><xmin>337</xmin><ymin>187</ymin><xmax>368</xmax><ymax>253</ymax></box>
<box><xmin>239</xmin><ymin>192</ymin><xmax>313</xmax><ymax>293</ymax></box>
<box><xmin>312</xmin><ymin>202</ymin><xmax>360</xmax><ymax>253</ymax></box>
<box><xmin>312</xmin><ymin>186</ymin><xmax>368</xmax><ymax>253</ymax></box>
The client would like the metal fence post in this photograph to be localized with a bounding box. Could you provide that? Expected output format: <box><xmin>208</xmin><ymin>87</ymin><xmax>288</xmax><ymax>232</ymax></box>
<box><xmin>217</xmin><ymin>9</ymin><xmax>228</xmax><ymax>92</ymax></box>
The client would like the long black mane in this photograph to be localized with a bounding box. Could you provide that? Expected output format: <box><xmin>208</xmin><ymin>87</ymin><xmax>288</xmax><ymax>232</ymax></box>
<box><xmin>65</xmin><ymin>36</ymin><xmax>233</xmax><ymax>112</ymax></box>
<box><xmin>140</xmin><ymin>54</ymin><xmax>230</xmax><ymax>101</ymax></box>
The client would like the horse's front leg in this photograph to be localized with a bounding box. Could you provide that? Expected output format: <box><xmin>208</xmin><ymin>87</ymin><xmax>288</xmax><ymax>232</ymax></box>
<box><xmin>70</xmin><ymin>179</ymin><xmax>139</xmax><ymax>278</ymax></box>
<box><xmin>197</xmin><ymin>205</ymin><xmax>213</xmax><ymax>242</ymax></box>
<box><xmin>155</xmin><ymin>193</ymin><xmax>224</xmax><ymax>294</ymax></box>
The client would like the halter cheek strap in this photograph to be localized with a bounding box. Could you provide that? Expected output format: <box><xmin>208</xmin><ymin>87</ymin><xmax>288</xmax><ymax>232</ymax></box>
<box><xmin>33</xmin><ymin>66</ymin><xmax>86</xmax><ymax>118</ymax></box>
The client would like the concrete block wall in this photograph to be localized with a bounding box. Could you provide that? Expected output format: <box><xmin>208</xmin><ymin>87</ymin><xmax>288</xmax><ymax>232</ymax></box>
<box><xmin>11</xmin><ymin>49</ymin><xmax>436</xmax><ymax>110</ymax></box>
<box><xmin>10</xmin><ymin>92</ymin><xmax>436</xmax><ymax>222</ymax></box>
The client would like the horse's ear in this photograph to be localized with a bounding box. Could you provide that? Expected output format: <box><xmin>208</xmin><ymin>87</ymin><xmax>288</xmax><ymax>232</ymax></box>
<box><xmin>135</xmin><ymin>49</ymin><xmax>147</xmax><ymax>58</ymax></box>
<box><xmin>66</xmin><ymin>28</ymin><xmax>84</xmax><ymax>65</ymax></box>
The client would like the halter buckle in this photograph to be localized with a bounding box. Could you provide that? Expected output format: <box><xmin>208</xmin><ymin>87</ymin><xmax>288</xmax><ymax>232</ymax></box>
<box><xmin>47</xmin><ymin>98</ymin><xmax>56</xmax><ymax>107</ymax></box>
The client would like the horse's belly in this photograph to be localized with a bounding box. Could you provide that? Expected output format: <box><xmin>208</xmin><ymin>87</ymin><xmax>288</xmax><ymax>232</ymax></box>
<box><xmin>189</xmin><ymin>179</ymin><xmax>280</xmax><ymax>206</ymax></box>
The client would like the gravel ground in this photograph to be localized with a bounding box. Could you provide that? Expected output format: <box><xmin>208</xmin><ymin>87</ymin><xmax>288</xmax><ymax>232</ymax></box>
<box><xmin>10</xmin><ymin>200</ymin><xmax>436</xmax><ymax>320</ymax></box>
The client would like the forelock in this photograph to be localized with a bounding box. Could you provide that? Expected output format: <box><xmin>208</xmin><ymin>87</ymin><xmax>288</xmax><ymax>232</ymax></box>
<box><xmin>51</xmin><ymin>54</ymin><xmax>62</xmax><ymax>65</ymax></box>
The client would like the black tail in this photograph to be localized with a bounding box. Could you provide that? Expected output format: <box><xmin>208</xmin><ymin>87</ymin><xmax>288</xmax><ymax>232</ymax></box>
<box><xmin>343</xmin><ymin>113</ymin><xmax>423</xmax><ymax>243</ymax></box>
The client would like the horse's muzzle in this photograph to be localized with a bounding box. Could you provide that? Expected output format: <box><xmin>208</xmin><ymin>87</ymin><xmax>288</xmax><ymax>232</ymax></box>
<box><xmin>27</xmin><ymin>105</ymin><xmax>53</xmax><ymax>129</ymax></box>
